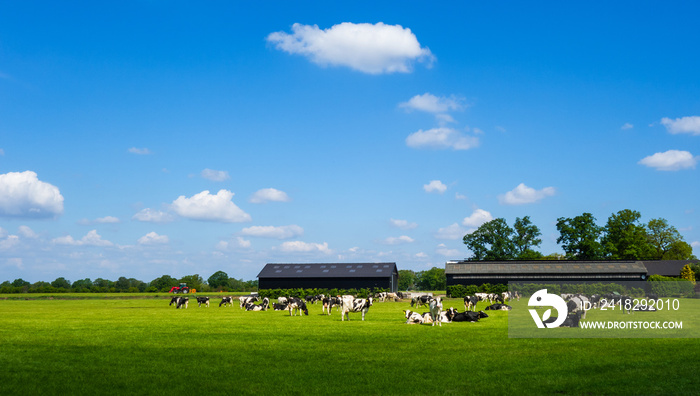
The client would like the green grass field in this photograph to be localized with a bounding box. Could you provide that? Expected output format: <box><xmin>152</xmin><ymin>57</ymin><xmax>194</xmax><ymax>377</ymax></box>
<box><xmin>1</xmin><ymin>294</ymin><xmax>698</xmax><ymax>395</ymax></box>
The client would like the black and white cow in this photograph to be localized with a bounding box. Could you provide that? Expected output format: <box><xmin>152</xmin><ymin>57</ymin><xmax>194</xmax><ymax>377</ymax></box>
<box><xmin>464</xmin><ymin>295</ymin><xmax>478</xmax><ymax>311</ymax></box>
<box><xmin>288</xmin><ymin>297</ymin><xmax>309</xmax><ymax>316</ymax></box>
<box><xmin>445</xmin><ymin>308</ymin><xmax>488</xmax><ymax>322</ymax></box>
<box><xmin>196</xmin><ymin>296</ymin><xmax>210</xmax><ymax>307</ymax></box>
<box><xmin>410</xmin><ymin>295</ymin><xmax>433</xmax><ymax>308</ymax></box>
<box><xmin>245</xmin><ymin>297</ymin><xmax>270</xmax><ymax>311</ymax></box>
<box><xmin>277</xmin><ymin>296</ymin><xmax>288</xmax><ymax>306</ymax></box>
<box><xmin>322</xmin><ymin>296</ymin><xmax>342</xmax><ymax>315</ymax></box>
<box><xmin>429</xmin><ymin>297</ymin><xmax>443</xmax><ymax>327</ymax></box>
<box><xmin>272</xmin><ymin>302</ymin><xmax>288</xmax><ymax>311</ymax></box>
<box><xmin>485</xmin><ymin>303</ymin><xmax>512</xmax><ymax>311</ymax></box>
<box><xmin>404</xmin><ymin>309</ymin><xmax>424</xmax><ymax>324</ymax></box>
<box><xmin>176</xmin><ymin>297</ymin><xmax>189</xmax><ymax>309</ymax></box>
<box><xmin>239</xmin><ymin>295</ymin><xmax>260</xmax><ymax>309</ymax></box>
<box><xmin>219</xmin><ymin>296</ymin><xmax>233</xmax><ymax>307</ymax></box>
<box><xmin>169</xmin><ymin>296</ymin><xmax>180</xmax><ymax>307</ymax></box>
<box><xmin>341</xmin><ymin>295</ymin><xmax>373</xmax><ymax>321</ymax></box>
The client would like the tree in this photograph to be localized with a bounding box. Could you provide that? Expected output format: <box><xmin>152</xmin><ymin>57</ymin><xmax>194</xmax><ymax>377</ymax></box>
<box><xmin>179</xmin><ymin>274</ymin><xmax>205</xmax><ymax>291</ymax></box>
<box><xmin>463</xmin><ymin>218</ymin><xmax>516</xmax><ymax>261</ymax></box>
<box><xmin>556</xmin><ymin>213</ymin><xmax>604</xmax><ymax>260</ymax></box>
<box><xmin>513</xmin><ymin>216</ymin><xmax>543</xmax><ymax>259</ymax></box>
<box><xmin>398</xmin><ymin>270</ymin><xmax>416</xmax><ymax>290</ymax></box>
<box><xmin>51</xmin><ymin>277</ymin><xmax>71</xmax><ymax>289</ymax></box>
<box><xmin>601</xmin><ymin>209</ymin><xmax>654</xmax><ymax>259</ymax></box>
<box><xmin>71</xmin><ymin>278</ymin><xmax>93</xmax><ymax>291</ymax></box>
<box><xmin>680</xmin><ymin>264</ymin><xmax>696</xmax><ymax>283</ymax></box>
<box><xmin>664</xmin><ymin>241</ymin><xmax>696</xmax><ymax>260</ymax></box>
<box><xmin>150</xmin><ymin>275</ymin><xmax>178</xmax><ymax>292</ymax></box>
<box><xmin>208</xmin><ymin>271</ymin><xmax>229</xmax><ymax>290</ymax></box>
<box><xmin>12</xmin><ymin>278</ymin><xmax>30</xmax><ymax>288</ymax></box>
<box><xmin>646</xmin><ymin>218</ymin><xmax>684</xmax><ymax>259</ymax></box>
<box><xmin>415</xmin><ymin>267</ymin><xmax>446</xmax><ymax>291</ymax></box>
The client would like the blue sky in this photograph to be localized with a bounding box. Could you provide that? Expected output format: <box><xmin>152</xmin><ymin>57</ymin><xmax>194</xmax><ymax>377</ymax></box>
<box><xmin>1</xmin><ymin>1</ymin><xmax>698</xmax><ymax>283</ymax></box>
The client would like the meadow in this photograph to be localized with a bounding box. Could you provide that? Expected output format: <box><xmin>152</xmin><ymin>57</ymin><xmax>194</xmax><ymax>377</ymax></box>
<box><xmin>1</xmin><ymin>294</ymin><xmax>698</xmax><ymax>395</ymax></box>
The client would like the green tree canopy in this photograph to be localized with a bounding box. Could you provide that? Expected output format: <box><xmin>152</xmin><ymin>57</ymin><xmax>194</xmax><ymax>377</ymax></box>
<box><xmin>601</xmin><ymin>209</ymin><xmax>654</xmax><ymax>259</ymax></box>
<box><xmin>513</xmin><ymin>216</ymin><xmax>543</xmax><ymax>259</ymax></box>
<box><xmin>179</xmin><ymin>274</ymin><xmax>205</xmax><ymax>291</ymax></box>
<box><xmin>646</xmin><ymin>218</ymin><xmax>690</xmax><ymax>259</ymax></box>
<box><xmin>556</xmin><ymin>212</ymin><xmax>604</xmax><ymax>260</ymax></box>
<box><xmin>71</xmin><ymin>278</ymin><xmax>93</xmax><ymax>290</ymax></box>
<box><xmin>51</xmin><ymin>277</ymin><xmax>71</xmax><ymax>289</ymax></box>
<box><xmin>415</xmin><ymin>267</ymin><xmax>446</xmax><ymax>291</ymax></box>
<box><xmin>150</xmin><ymin>275</ymin><xmax>178</xmax><ymax>291</ymax></box>
<box><xmin>208</xmin><ymin>271</ymin><xmax>229</xmax><ymax>289</ymax></box>
<box><xmin>463</xmin><ymin>218</ymin><xmax>517</xmax><ymax>260</ymax></box>
<box><xmin>398</xmin><ymin>269</ymin><xmax>416</xmax><ymax>291</ymax></box>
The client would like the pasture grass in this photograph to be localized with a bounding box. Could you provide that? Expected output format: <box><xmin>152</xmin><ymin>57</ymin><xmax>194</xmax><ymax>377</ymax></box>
<box><xmin>0</xmin><ymin>295</ymin><xmax>698</xmax><ymax>395</ymax></box>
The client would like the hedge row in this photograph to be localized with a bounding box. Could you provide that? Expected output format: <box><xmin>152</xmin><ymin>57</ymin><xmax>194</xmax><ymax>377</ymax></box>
<box><xmin>648</xmin><ymin>275</ymin><xmax>695</xmax><ymax>297</ymax></box>
<box><xmin>256</xmin><ymin>287</ymin><xmax>389</xmax><ymax>300</ymax></box>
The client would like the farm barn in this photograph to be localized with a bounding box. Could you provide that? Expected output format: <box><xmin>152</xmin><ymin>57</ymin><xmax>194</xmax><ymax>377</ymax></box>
<box><xmin>445</xmin><ymin>259</ymin><xmax>698</xmax><ymax>287</ymax></box>
<box><xmin>257</xmin><ymin>263</ymin><xmax>399</xmax><ymax>292</ymax></box>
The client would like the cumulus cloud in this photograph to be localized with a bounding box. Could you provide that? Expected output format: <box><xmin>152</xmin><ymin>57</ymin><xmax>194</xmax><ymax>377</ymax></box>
<box><xmin>128</xmin><ymin>147</ymin><xmax>151</xmax><ymax>155</ymax></box>
<box><xmin>18</xmin><ymin>225</ymin><xmax>38</xmax><ymax>238</ymax></box>
<box><xmin>170</xmin><ymin>190</ymin><xmax>251</xmax><ymax>223</ymax></box>
<box><xmin>406</xmin><ymin>127</ymin><xmax>479</xmax><ymax>150</ymax></box>
<box><xmin>201</xmin><ymin>169</ymin><xmax>230</xmax><ymax>182</ymax></box>
<box><xmin>399</xmin><ymin>93</ymin><xmax>466</xmax><ymax>114</ymax></box>
<box><xmin>660</xmin><ymin>116</ymin><xmax>700</xmax><ymax>135</ymax></box>
<box><xmin>250</xmin><ymin>188</ymin><xmax>291</xmax><ymax>204</ymax></box>
<box><xmin>138</xmin><ymin>231</ymin><xmax>169</xmax><ymax>245</ymax></box>
<box><xmin>638</xmin><ymin>150</ymin><xmax>697</xmax><ymax>171</ymax></box>
<box><xmin>132</xmin><ymin>208</ymin><xmax>175</xmax><ymax>223</ymax></box>
<box><xmin>0</xmin><ymin>235</ymin><xmax>20</xmax><ymax>250</ymax></box>
<box><xmin>436</xmin><ymin>243</ymin><xmax>462</xmax><ymax>257</ymax></box>
<box><xmin>52</xmin><ymin>230</ymin><xmax>113</xmax><ymax>247</ymax></box>
<box><xmin>0</xmin><ymin>171</ymin><xmax>64</xmax><ymax>218</ymax></box>
<box><xmin>499</xmin><ymin>183</ymin><xmax>556</xmax><ymax>205</ymax></box>
<box><xmin>463</xmin><ymin>209</ymin><xmax>493</xmax><ymax>228</ymax></box>
<box><xmin>621</xmin><ymin>123</ymin><xmax>634</xmax><ymax>130</ymax></box>
<box><xmin>279</xmin><ymin>241</ymin><xmax>332</xmax><ymax>254</ymax></box>
<box><xmin>423</xmin><ymin>180</ymin><xmax>447</xmax><ymax>194</ymax></box>
<box><xmin>96</xmin><ymin>216</ymin><xmax>120</xmax><ymax>224</ymax></box>
<box><xmin>435</xmin><ymin>223</ymin><xmax>466</xmax><ymax>240</ymax></box>
<box><xmin>241</xmin><ymin>225</ymin><xmax>304</xmax><ymax>239</ymax></box>
<box><xmin>390</xmin><ymin>218</ymin><xmax>418</xmax><ymax>230</ymax></box>
<box><xmin>383</xmin><ymin>235</ymin><xmax>415</xmax><ymax>245</ymax></box>
<box><xmin>267</xmin><ymin>22</ymin><xmax>434</xmax><ymax>74</ymax></box>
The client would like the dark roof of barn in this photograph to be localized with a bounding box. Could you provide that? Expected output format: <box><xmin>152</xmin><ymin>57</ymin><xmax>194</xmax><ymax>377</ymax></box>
<box><xmin>445</xmin><ymin>260</ymin><xmax>648</xmax><ymax>275</ymax></box>
<box><xmin>257</xmin><ymin>263</ymin><xmax>398</xmax><ymax>279</ymax></box>
<box><xmin>642</xmin><ymin>260</ymin><xmax>698</xmax><ymax>277</ymax></box>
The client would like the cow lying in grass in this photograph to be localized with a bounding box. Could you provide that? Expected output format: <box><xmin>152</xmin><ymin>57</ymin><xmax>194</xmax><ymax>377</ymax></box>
<box><xmin>245</xmin><ymin>297</ymin><xmax>270</xmax><ymax>311</ymax></box>
<box><xmin>485</xmin><ymin>303</ymin><xmax>511</xmax><ymax>311</ymax></box>
<box><xmin>444</xmin><ymin>307</ymin><xmax>488</xmax><ymax>322</ymax></box>
<box><xmin>404</xmin><ymin>310</ymin><xmax>423</xmax><ymax>324</ymax></box>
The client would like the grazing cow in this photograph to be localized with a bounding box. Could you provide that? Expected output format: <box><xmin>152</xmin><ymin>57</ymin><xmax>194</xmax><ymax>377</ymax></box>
<box><xmin>341</xmin><ymin>295</ymin><xmax>373</xmax><ymax>321</ymax></box>
<box><xmin>219</xmin><ymin>296</ymin><xmax>233</xmax><ymax>307</ymax></box>
<box><xmin>404</xmin><ymin>310</ymin><xmax>424</xmax><ymax>324</ymax></box>
<box><xmin>196</xmin><ymin>296</ymin><xmax>210</xmax><ymax>308</ymax></box>
<box><xmin>176</xmin><ymin>297</ymin><xmax>189</xmax><ymax>309</ymax></box>
<box><xmin>485</xmin><ymin>303</ymin><xmax>512</xmax><ymax>311</ymax></box>
<box><xmin>322</xmin><ymin>296</ymin><xmax>342</xmax><ymax>315</ymax></box>
<box><xmin>474</xmin><ymin>293</ymin><xmax>493</xmax><ymax>304</ymax></box>
<box><xmin>446</xmin><ymin>308</ymin><xmax>489</xmax><ymax>322</ymax></box>
<box><xmin>288</xmin><ymin>297</ymin><xmax>309</xmax><ymax>316</ymax></box>
<box><xmin>410</xmin><ymin>295</ymin><xmax>433</xmax><ymax>308</ymax></box>
<box><xmin>169</xmin><ymin>296</ymin><xmax>180</xmax><ymax>307</ymax></box>
<box><xmin>375</xmin><ymin>292</ymin><xmax>388</xmax><ymax>302</ymax></box>
<box><xmin>304</xmin><ymin>295</ymin><xmax>319</xmax><ymax>304</ymax></box>
<box><xmin>246</xmin><ymin>297</ymin><xmax>270</xmax><ymax>311</ymax></box>
<box><xmin>239</xmin><ymin>295</ymin><xmax>260</xmax><ymax>309</ymax></box>
<box><xmin>464</xmin><ymin>295</ymin><xmax>478</xmax><ymax>312</ymax></box>
<box><xmin>429</xmin><ymin>297</ymin><xmax>443</xmax><ymax>327</ymax></box>
<box><xmin>386</xmin><ymin>292</ymin><xmax>401</xmax><ymax>302</ymax></box>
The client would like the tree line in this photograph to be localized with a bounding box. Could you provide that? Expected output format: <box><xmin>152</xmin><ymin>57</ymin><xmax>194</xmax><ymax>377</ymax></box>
<box><xmin>0</xmin><ymin>270</ymin><xmax>258</xmax><ymax>294</ymax></box>
<box><xmin>463</xmin><ymin>209</ymin><xmax>698</xmax><ymax>261</ymax></box>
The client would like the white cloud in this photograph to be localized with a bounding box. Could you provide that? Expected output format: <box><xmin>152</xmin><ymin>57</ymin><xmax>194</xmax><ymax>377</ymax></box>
<box><xmin>638</xmin><ymin>150</ymin><xmax>697</xmax><ymax>171</ymax></box>
<box><xmin>436</xmin><ymin>243</ymin><xmax>462</xmax><ymax>257</ymax></box>
<box><xmin>406</xmin><ymin>127</ymin><xmax>479</xmax><ymax>150</ymax></box>
<box><xmin>132</xmin><ymin>208</ymin><xmax>175</xmax><ymax>223</ymax></box>
<box><xmin>455</xmin><ymin>193</ymin><xmax>468</xmax><ymax>200</ymax></box>
<box><xmin>96</xmin><ymin>216</ymin><xmax>120</xmax><ymax>224</ymax></box>
<box><xmin>499</xmin><ymin>183</ymin><xmax>556</xmax><ymax>205</ymax></box>
<box><xmin>128</xmin><ymin>147</ymin><xmax>151</xmax><ymax>155</ymax></box>
<box><xmin>138</xmin><ymin>231</ymin><xmax>169</xmax><ymax>245</ymax></box>
<box><xmin>462</xmin><ymin>209</ymin><xmax>493</xmax><ymax>228</ymax></box>
<box><xmin>267</xmin><ymin>22</ymin><xmax>434</xmax><ymax>74</ymax></box>
<box><xmin>18</xmin><ymin>225</ymin><xmax>38</xmax><ymax>238</ymax></box>
<box><xmin>435</xmin><ymin>223</ymin><xmax>466</xmax><ymax>240</ymax></box>
<box><xmin>399</xmin><ymin>93</ymin><xmax>466</xmax><ymax>114</ymax></box>
<box><xmin>390</xmin><ymin>218</ymin><xmax>418</xmax><ymax>230</ymax></box>
<box><xmin>279</xmin><ymin>241</ymin><xmax>332</xmax><ymax>254</ymax></box>
<box><xmin>383</xmin><ymin>235</ymin><xmax>415</xmax><ymax>245</ymax></box>
<box><xmin>0</xmin><ymin>171</ymin><xmax>64</xmax><ymax>218</ymax></box>
<box><xmin>0</xmin><ymin>235</ymin><xmax>20</xmax><ymax>250</ymax></box>
<box><xmin>660</xmin><ymin>116</ymin><xmax>700</xmax><ymax>135</ymax></box>
<box><xmin>691</xmin><ymin>241</ymin><xmax>699</xmax><ymax>249</ymax></box>
<box><xmin>415</xmin><ymin>252</ymin><xmax>428</xmax><ymax>258</ymax></box>
<box><xmin>241</xmin><ymin>225</ymin><xmax>304</xmax><ymax>239</ymax></box>
<box><xmin>52</xmin><ymin>230</ymin><xmax>113</xmax><ymax>247</ymax></box>
<box><xmin>621</xmin><ymin>123</ymin><xmax>634</xmax><ymax>130</ymax></box>
<box><xmin>201</xmin><ymin>169</ymin><xmax>230</xmax><ymax>182</ymax></box>
<box><xmin>170</xmin><ymin>190</ymin><xmax>251</xmax><ymax>223</ymax></box>
<box><xmin>423</xmin><ymin>180</ymin><xmax>447</xmax><ymax>194</ymax></box>
<box><xmin>250</xmin><ymin>188</ymin><xmax>291</xmax><ymax>204</ymax></box>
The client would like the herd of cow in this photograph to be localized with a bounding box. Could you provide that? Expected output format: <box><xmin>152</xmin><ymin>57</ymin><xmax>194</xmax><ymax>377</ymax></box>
<box><xmin>166</xmin><ymin>291</ymin><xmax>520</xmax><ymax>325</ymax></box>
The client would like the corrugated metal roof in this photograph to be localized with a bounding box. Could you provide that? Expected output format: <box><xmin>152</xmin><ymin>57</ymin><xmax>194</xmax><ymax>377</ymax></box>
<box><xmin>257</xmin><ymin>263</ymin><xmax>398</xmax><ymax>279</ymax></box>
<box><xmin>643</xmin><ymin>260</ymin><xmax>698</xmax><ymax>277</ymax></box>
<box><xmin>445</xmin><ymin>260</ymin><xmax>648</xmax><ymax>275</ymax></box>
